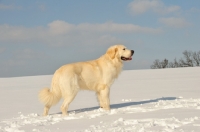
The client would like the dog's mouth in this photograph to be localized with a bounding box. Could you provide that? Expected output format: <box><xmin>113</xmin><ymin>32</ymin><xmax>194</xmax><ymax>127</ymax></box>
<box><xmin>121</xmin><ymin>56</ymin><xmax>132</xmax><ymax>61</ymax></box>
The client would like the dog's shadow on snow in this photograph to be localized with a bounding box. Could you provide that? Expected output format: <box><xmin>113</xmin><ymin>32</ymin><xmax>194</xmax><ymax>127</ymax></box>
<box><xmin>52</xmin><ymin>97</ymin><xmax>177</xmax><ymax>115</ymax></box>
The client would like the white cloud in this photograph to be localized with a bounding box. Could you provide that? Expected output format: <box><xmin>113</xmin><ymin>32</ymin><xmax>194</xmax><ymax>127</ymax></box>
<box><xmin>0</xmin><ymin>48</ymin><xmax>47</xmax><ymax>68</ymax></box>
<box><xmin>0</xmin><ymin>48</ymin><xmax>5</xmax><ymax>54</ymax></box>
<box><xmin>76</xmin><ymin>22</ymin><xmax>162</xmax><ymax>34</ymax></box>
<box><xmin>190</xmin><ymin>7</ymin><xmax>200</xmax><ymax>12</ymax></box>
<box><xmin>0</xmin><ymin>20</ymin><xmax>162</xmax><ymax>46</ymax></box>
<box><xmin>128</xmin><ymin>0</ymin><xmax>181</xmax><ymax>15</ymax></box>
<box><xmin>15</xmin><ymin>49</ymin><xmax>46</xmax><ymax>60</ymax></box>
<box><xmin>159</xmin><ymin>17</ymin><xmax>190</xmax><ymax>28</ymax></box>
<box><xmin>187</xmin><ymin>7</ymin><xmax>200</xmax><ymax>14</ymax></box>
<box><xmin>38</xmin><ymin>4</ymin><xmax>46</xmax><ymax>11</ymax></box>
<box><xmin>48</xmin><ymin>20</ymin><xmax>75</xmax><ymax>35</ymax></box>
<box><xmin>0</xmin><ymin>4</ymin><xmax>21</xmax><ymax>10</ymax></box>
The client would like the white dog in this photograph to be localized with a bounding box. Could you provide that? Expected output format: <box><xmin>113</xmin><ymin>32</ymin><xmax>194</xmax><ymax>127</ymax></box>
<box><xmin>39</xmin><ymin>45</ymin><xmax>134</xmax><ymax>116</ymax></box>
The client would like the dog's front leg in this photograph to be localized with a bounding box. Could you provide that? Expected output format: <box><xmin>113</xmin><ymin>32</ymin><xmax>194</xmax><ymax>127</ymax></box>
<box><xmin>96</xmin><ymin>91</ymin><xmax>103</xmax><ymax>108</ymax></box>
<box><xmin>99</xmin><ymin>87</ymin><xmax>110</xmax><ymax>110</ymax></box>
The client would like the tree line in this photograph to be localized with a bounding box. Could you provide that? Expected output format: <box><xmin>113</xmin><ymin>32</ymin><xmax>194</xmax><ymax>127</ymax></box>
<box><xmin>151</xmin><ymin>50</ymin><xmax>200</xmax><ymax>69</ymax></box>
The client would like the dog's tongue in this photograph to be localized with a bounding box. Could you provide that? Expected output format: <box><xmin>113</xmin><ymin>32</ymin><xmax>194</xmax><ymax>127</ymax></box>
<box><xmin>128</xmin><ymin>57</ymin><xmax>132</xmax><ymax>60</ymax></box>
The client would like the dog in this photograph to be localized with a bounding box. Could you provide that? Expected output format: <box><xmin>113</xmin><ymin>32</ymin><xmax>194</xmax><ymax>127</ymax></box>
<box><xmin>39</xmin><ymin>44</ymin><xmax>134</xmax><ymax>116</ymax></box>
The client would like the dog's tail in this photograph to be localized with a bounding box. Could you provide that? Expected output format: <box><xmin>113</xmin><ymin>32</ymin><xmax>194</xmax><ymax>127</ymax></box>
<box><xmin>38</xmin><ymin>88</ymin><xmax>61</xmax><ymax>107</ymax></box>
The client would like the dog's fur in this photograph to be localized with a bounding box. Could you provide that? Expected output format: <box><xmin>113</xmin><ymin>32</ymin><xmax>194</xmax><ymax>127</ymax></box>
<box><xmin>39</xmin><ymin>45</ymin><xmax>134</xmax><ymax>116</ymax></box>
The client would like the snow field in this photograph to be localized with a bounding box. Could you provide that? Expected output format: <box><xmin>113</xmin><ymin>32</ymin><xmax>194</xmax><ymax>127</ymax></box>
<box><xmin>0</xmin><ymin>67</ymin><xmax>200</xmax><ymax>131</ymax></box>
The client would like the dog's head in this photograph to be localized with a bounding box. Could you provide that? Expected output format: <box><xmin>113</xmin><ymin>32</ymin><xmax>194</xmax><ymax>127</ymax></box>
<box><xmin>106</xmin><ymin>45</ymin><xmax>134</xmax><ymax>61</ymax></box>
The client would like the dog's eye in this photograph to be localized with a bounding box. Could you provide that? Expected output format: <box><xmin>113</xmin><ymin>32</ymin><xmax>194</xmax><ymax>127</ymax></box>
<box><xmin>123</xmin><ymin>48</ymin><xmax>125</xmax><ymax>50</ymax></box>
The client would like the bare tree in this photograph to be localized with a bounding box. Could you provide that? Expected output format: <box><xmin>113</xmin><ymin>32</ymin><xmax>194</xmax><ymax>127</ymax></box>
<box><xmin>151</xmin><ymin>59</ymin><xmax>161</xmax><ymax>69</ymax></box>
<box><xmin>168</xmin><ymin>58</ymin><xmax>180</xmax><ymax>68</ymax></box>
<box><xmin>151</xmin><ymin>59</ymin><xmax>168</xmax><ymax>69</ymax></box>
<box><xmin>151</xmin><ymin>50</ymin><xmax>200</xmax><ymax>69</ymax></box>
<box><xmin>192</xmin><ymin>51</ymin><xmax>200</xmax><ymax>66</ymax></box>
<box><xmin>162</xmin><ymin>59</ymin><xmax>168</xmax><ymax>68</ymax></box>
<box><xmin>179</xmin><ymin>50</ymin><xmax>193</xmax><ymax>67</ymax></box>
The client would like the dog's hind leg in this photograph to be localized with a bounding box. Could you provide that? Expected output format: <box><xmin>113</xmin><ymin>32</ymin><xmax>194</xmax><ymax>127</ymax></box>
<box><xmin>43</xmin><ymin>105</ymin><xmax>50</xmax><ymax>116</ymax></box>
<box><xmin>61</xmin><ymin>92</ymin><xmax>78</xmax><ymax>116</ymax></box>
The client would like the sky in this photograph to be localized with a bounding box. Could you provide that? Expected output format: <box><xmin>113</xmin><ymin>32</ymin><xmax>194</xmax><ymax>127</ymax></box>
<box><xmin>0</xmin><ymin>0</ymin><xmax>200</xmax><ymax>77</ymax></box>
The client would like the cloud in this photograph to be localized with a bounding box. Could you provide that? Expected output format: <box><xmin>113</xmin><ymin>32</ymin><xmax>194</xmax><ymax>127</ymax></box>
<box><xmin>190</xmin><ymin>7</ymin><xmax>200</xmax><ymax>13</ymax></box>
<box><xmin>187</xmin><ymin>7</ymin><xmax>200</xmax><ymax>14</ymax></box>
<box><xmin>128</xmin><ymin>0</ymin><xmax>181</xmax><ymax>15</ymax></box>
<box><xmin>1</xmin><ymin>48</ymin><xmax>47</xmax><ymax>68</ymax></box>
<box><xmin>38</xmin><ymin>4</ymin><xmax>46</xmax><ymax>11</ymax></box>
<box><xmin>0</xmin><ymin>20</ymin><xmax>162</xmax><ymax>46</ymax></box>
<box><xmin>0</xmin><ymin>4</ymin><xmax>21</xmax><ymax>10</ymax></box>
<box><xmin>76</xmin><ymin>22</ymin><xmax>162</xmax><ymax>34</ymax></box>
<box><xmin>159</xmin><ymin>17</ymin><xmax>190</xmax><ymax>28</ymax></box>
<box><xmin>15</xmin><ymin>49</ymin><xmax>46</xmax><ymax>60</ymax></box>
<box><xmin>48</xmin><ymin>20</ymin><xmax>162</xmax><ymax>34</ymax></box>
<box><xmin>0</xmin><ymin>48</ymin><xmax>5</xmax><ymax>54</ymax></box>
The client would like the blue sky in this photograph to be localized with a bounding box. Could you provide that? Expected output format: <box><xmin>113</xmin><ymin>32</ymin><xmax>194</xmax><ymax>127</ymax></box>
<box><xmin>0</xmin><ymin>0</ymin><xmax>200</xmax><ymax>77</ymax></box>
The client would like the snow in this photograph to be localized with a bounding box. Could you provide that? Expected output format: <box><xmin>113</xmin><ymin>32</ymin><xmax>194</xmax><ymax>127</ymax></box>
<box><xmin>0</xmin><ymin>67</ymin><xmax>200</xmax><ymax>132</ymax></box>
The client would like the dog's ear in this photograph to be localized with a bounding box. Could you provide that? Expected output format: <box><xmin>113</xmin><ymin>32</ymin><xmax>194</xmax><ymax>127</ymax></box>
<box><xmin>106</xmin><ymin>47</ymin><xmax>118</xmax><ymax>59</ymax></box>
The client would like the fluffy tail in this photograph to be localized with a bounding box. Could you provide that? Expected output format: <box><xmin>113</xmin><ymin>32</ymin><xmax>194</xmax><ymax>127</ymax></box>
<box><xmin>38</xmin><ymin>88</ymin><xmax>61</xmax><ymax>107</ymax></box>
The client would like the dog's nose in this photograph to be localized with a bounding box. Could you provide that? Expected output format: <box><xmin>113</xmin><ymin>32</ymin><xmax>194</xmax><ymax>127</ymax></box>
<box><xmin>131</xmin><ymin>50</ymin><xmax>134</xmax><ymax>55</ymax></box>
